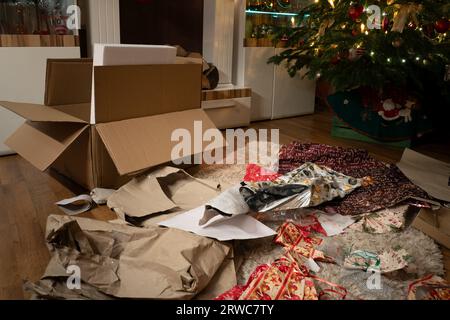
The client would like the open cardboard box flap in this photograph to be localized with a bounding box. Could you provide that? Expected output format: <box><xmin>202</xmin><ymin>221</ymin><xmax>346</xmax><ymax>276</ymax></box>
<box><xmin>6</xmin><ymin>122</ymin><xmax>89</xmax><ymax>171</ymax></box>
<box><xmin>96</xmin><ymin>109</ymin><xmax>221</xmax><ymax>176</ymax></box>
<box><xmin>45</xmin><ymin>58</ymin><xmax>93</xmax><ymax>106</ymax></box>
<box><xmin>0</xmin><ymin>101</ymin><xmax>88</xmax><ymax>124</ymax></box>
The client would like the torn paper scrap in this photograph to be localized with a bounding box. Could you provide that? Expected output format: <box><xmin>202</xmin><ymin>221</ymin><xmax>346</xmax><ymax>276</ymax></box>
<box><xmin>344</xmin><ymin>250</ymin><xmax>381</xmax><ymax>272</ymax></box>
<box><xmin>349</xmin><ymin>207</ymin><xmax>406</xmax><ymax>234</ymax></box>
<box><xmin>90</xmin><ymin>188</ymin><xmax>115</xmax><ymax>205</ymax></box>
<box><xmin>30</xmin><ymin>215</ymin><xmax>231</xmax><ymax>300</ymax></box>
<box><xmin>159</xmin><ymin>206</ymin><xmax>276</xmax><ymax>241</ymax></box>
<box><xmin>344</xmin><ymin>248</ymin><xmax>409</xmax><ymax>273</ymax></box>
<box><xmin>241</xmin><ymin>163</ymin><xmax>363</xmax><ymax>212</ymax></box>
<box><xmin>56</xmin><ymin>195</ymin><xmax>93</xmax><ymax>216</ymax></box>
<box><xmin>379</xmin><ymin>248</ymin><xmax>410</xmax><ymax>273</ymax></box>
<box><xmin>275</xmin><ymin>222</ymin><xmax>334</xmax><ymax>264</ymax></box>
<box><xmin>244</xmin><ymin>164</ymin><xmax>281</xmax><ymax>182</ymax></box>
<box><xmin>199</xmin><ymin>185</ymin><xmax>250</xmax><ymax>227</ymax></box>
<box><xmin>316</xmin><ymin>212</ymin><xmax>355</xmax><ymax>237</ymax></box>
<box><xmin>407</xmin><ymin>275</ymin><xmax>450</xmax><ymax>300</ymax></box>
<box><xmin>216</xmin><ymin>257</ymin><xmax>347</xmax><ymax>301</ymax></box>
<box><xmin>107</xmin><ymin>174</ymin><xmax>177</xmax><ymax>218</ymax></box>
<box><xmin>397</xmin><ymin>148</ymin><xmax>450</xmax><ymax>202</ymax></box>
<box><xmin>107</xmin><ymin>166</ymin><xmax>220</xmax><ymax>219</ymax></box>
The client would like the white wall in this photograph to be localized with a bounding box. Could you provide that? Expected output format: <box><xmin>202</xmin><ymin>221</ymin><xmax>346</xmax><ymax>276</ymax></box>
<box><xmin>85</xmin><ymin>0</ymin><xmax>121</xmax><ymax>55</ymax></box>
<box><xmin>0</xmin><ymin>47</ymin><xmax>81</xmax><ymax>155</ymax></box>
<box><xmin>203</xmin><ymin>0</ymin><xmax>235</xmax><ymax>84</ymax></box>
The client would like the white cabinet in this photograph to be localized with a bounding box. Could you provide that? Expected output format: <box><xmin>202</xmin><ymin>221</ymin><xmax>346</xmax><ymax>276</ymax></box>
<box><xmin>233</xmin><ymin>0</ymin><xmax>316</xmax><ymax>121</ymax></box>
<box><xmin>272</xmin><ymin>48</ymin><xmax>316</xmax><ymax>119</ymax></box>
<box><xmin>0</xmin><ymin>47</ymin><xmax>80</xmax><ymax>155</ymax></box>
<box><xmin>244</xmin><ymin>47</ymin><xmax>274</xmax><ymax>121</ymax></box>
<box><xmin>240</xmin><ymin>46</ymin><xmax>316</xmax><ymax>121</ymax></box>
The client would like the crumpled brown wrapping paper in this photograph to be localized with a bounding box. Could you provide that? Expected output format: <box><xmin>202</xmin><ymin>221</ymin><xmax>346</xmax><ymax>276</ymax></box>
<box><xmin>26</xmin><ymin>215</ymin><xmax>236</xmax><ymax>300</ymax></box>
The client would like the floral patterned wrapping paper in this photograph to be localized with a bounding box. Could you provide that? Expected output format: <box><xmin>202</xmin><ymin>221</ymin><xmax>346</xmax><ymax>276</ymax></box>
<box><xmin>216</xmin><ymin>257</ymin><xmax>347</xmax><ymax>301</ymax></box>
<box><xmin>408</xmin><ymin>275</ymin><xmax>450</xmax><ymax>300</ymax></box>
<box><xmin>344</xmin><ymin>250</ymin><xmax>381</xmax><ymax>272</ymax></box>
<box><xmin>349</xmin><ymin>209</ymin><xmax>406</xmax><ymax>234</ymax></box>
<box><xmin>275</xmin><ymin>222</ymin><xmax>334</xmax><ymax>263</ymax></box>
<box><xmin>239</xmin><ymin>258</ymin><xmax>318</xmax><ymax>301</ymax></box>
<box><xmin>240</xmin><ymin>162</ymin><xmax>364</xmax><ymax>213</ymax></box>
<box><xmin>278</xmin><ymin>142</ymin><xmax>434</xmax><ymax>216</ymax></box>
<box><xmin>343</xmin><ymin>248</ymin><xmax>410</xmax><ymax>273</ymax></box>
<box><xmin>216</xmin><ymin>222</ymin><xmax>347</xmax><ymax>301</ymax></box>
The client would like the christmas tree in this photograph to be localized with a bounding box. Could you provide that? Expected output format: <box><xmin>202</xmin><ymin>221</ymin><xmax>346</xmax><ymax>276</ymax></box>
<box><xmin>269</xmin><ymin>0</ymin><xmax>450</xmax><ymax>101</ymax></box>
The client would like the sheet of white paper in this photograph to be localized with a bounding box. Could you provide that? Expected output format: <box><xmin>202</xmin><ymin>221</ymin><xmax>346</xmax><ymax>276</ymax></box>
<box><xmin>207</xmin><ymin>185</ymin><xmax>249</xmax><ymax>215</ymax></box>
<box><xmin>317</xmin><ymin>212</ymin><xmax>355</xmax><ymax>237</ymax></box>
<box><xmin>199</xmin><ymin>185</ymin><xmax>250</xmax><ymax>226</ymax></box>
<box><xmin>56</xmin><ymin>195</ymin><xmax>93</xmax><ymax>216</ymax></box>
<box><xmin>159</xmin><ymin>206</ymin><xmax>276</xmax><ymax>241</ymax></box>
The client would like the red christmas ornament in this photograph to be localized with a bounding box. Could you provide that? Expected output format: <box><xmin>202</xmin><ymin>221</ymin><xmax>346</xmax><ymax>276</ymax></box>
<box><xmin>330</xmin><ymin>55</ymin><xmax>340</xmax><ymax>65</ymax></box>
<box><xmin>349</xmin><ymin>4</ymin><xmax>364</xmax><ymax>21</ymax></box>
<box><xmin>435</xmin><ymin>18</ymin><xmax>449</xmax><ymax>33</ymax></box>
<box><xmin>351</xmin><ymin>28</ymin><xmax>359</xmax><ymax>36</ymax></box>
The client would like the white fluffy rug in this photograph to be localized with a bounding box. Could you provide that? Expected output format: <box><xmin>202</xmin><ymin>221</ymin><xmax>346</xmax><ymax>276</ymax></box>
<box><xmin>190</xmin><ymin>164</ymin><xmax>445</xmax><ymax>300</ymax></box>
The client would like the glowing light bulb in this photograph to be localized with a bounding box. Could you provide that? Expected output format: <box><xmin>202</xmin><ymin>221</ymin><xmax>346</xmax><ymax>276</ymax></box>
<box><xmin>361</xmin><ymin>23</ymin><xmax>366</xmax><ymax>33</ymax></box>
<box><xmin>387</xmin><ymin>58</ymin><xmax>392</xmax><ymax>63</ymax></box>
<box><xmin>370</xmin><ymin>51</ymin><xmax>375</xmax><ymax>56</ymax></box>
<box><xmin>416</xmin><ymin>57</ymin><xmax>420</xmax><ymax>61</ymax></box>
<box><xmin>401</xmin><ymin>59</ymin><xmax>406</xmax><ymax>63</ymax></box>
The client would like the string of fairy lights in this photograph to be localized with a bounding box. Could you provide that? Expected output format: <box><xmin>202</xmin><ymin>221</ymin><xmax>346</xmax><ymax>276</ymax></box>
<box><xmin>305</xmin><ymin>0</ymin><xmax>449</xmax><ymax>77</ymax></box>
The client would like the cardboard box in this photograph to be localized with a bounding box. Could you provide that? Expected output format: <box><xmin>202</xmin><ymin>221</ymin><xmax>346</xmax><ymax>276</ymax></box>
<box><xmin>0</xmin><ymin>59</ymin><xmax>219</xmax><ymax>190</ymax></box>
<box><xmin>413</xmin><ymin>207</ymin><xmax>450</xmax><ymax>249</ymax></box>
<box><xmin>90</xmin><ymin>44</ymin><xmax>178</xmax><ymax>124</ymax></box>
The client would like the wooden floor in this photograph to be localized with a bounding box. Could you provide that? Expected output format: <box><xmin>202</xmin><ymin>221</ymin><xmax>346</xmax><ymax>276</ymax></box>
<box><xmin>0</xmin><ymin>109</ymin><xmax>449</xmax><ymax>300</ymax></box>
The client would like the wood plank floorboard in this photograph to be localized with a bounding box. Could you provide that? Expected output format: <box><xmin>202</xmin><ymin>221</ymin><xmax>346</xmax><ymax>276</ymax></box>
<box><xmin>0</xmin><ymin>109</ymin><xmax>448</xmax><ymax>299</ymax></box>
